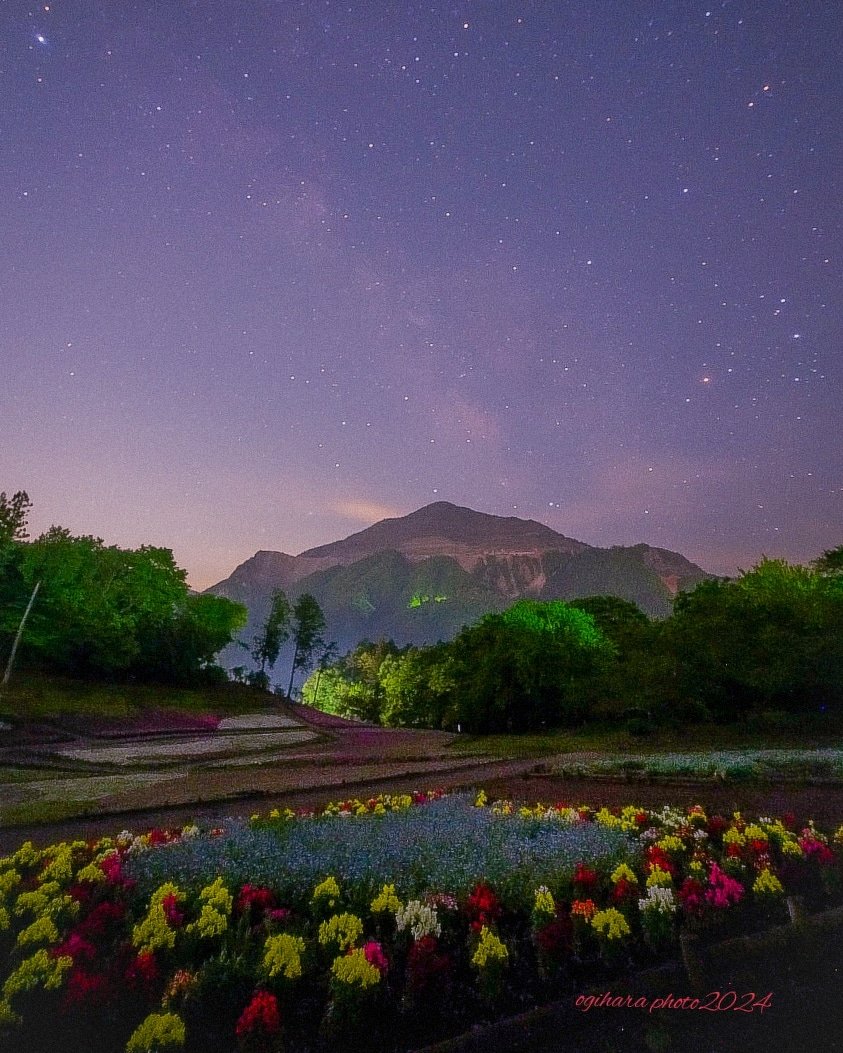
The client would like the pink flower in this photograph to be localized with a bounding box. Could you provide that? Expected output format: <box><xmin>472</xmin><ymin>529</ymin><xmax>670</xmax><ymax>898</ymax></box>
<box><xmin>53</xmin><ymin>933</ymin><xmax>97</xmax><ymax>963</ymax></box>
<box><xmin>705</xmin><ymin>863</ymin><xmax>744</xmax><ymax>909</ymax></box>
<box><xmin>799</xmin><ymin>835</ymin><xmax>835</xmax><ymax>866</ymax></box>
<box><xmin>160</xmin><ymin>893</ymin><xmax>184</xmax><ymax>927</ymax></box>
<box><xmin>362</xmin><ymin>940</ymin><xmax>389</xmax><ymax>976</ymax></box>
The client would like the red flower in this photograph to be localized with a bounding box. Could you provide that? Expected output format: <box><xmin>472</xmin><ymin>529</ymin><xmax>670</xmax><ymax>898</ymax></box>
<box><xmin>146</xmin><ymin>829</ymin><xmax>173</xmax><ymax>847</ymax></box>
<box><xmin>645</xmin><ymin>846</ymin><xmax>676</xmax><ymax>876</ymax></box>
<box><xmin>406</xmin><ymin>935</ymin><xmax>452</xmax><ymax>994</ymax></box>
<box><xmin>726</xmin><ymin>842</ymin><xmax>743</xmax><ymax>858</ymax></box>
<box><xmin>706</xmin><ymin>815</ymin><xmax>728</xmax><ymax>839</ymax></box>
<box><xmin>77</xmin><ymin>900</ymin><xmax>126</xmax><ymax>940</ymax></box>
<box><xmin>535</xmin><ymin>910</ymin><xmax>573</xmax><ymax>958</ymax></box>
<box><xmin>62</xmin><ymin>968</ymin><xmax>110</xmax><ymax>1009</ymax></box>
<box><xmin>678</xmin><ymin>877</ymin><xmax>705</xmax><ymax>915</ymax></box>
<box><xmin>573</xmin><ymin>863</ymin><xmax>598</xmax><ymax>891</ymax></box>
<box><xmin>236</xmin><ymin>883</ymin><xmax>277</xmax><ymax>920</ymax></box>
<box><xmin>800</xmin><ymin>837</ymin><xmax>835</xmax><ymax>866</ymax></box>
<box><xmin>98</xmin><ymin>853</ymin><xmax>125</xmax><ymax>883</ymax></box>
<box><xmin>235</xmin><ymin>990</ymin><xmax>281</xmax><ymax>1043</ymax></box>
<box><xmin>612</xmin><ymin>878</ymin><xmax>636</xmax><ymax>902</ymax></box>
<box><xmin>126</xmin><ymin>951</ymin><xmax>159</xmax><ymax>991</ymax></box>
<box><xmin>467</xmin><ymin>882</ymin><xmax>500</xmax><ymax>916</ymax></box>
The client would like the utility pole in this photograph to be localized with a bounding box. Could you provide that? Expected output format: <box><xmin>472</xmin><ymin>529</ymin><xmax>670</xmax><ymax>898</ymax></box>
<box><xmin>2</xmin><ymin>580</ymin><xmax>40</xmax><ymax>689</ymax></box>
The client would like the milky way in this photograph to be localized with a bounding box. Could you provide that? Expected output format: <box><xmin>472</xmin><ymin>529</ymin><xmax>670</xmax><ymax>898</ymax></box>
<box><xmin>2</xmin><ymin>1</ymin><xmax>840</xmax><ymax>587</ymax></box>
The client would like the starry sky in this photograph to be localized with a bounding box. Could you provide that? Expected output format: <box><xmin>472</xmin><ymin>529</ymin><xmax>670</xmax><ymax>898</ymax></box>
<box><xmin>3</xmin><ymin>1</ymin><xmax>841</xmax><ymax>589</ymax></box>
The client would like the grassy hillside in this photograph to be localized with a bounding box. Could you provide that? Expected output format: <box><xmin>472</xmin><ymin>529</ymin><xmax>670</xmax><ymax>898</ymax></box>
<box><xmin>0</xmin><ymin>668</ymin><xmax>264</xmax><ymax>721</ymax></box>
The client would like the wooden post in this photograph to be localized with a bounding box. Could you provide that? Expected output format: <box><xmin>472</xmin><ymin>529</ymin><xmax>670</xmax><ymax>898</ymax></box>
<box><xmin>679</xmin><ymin>928</ymin><xmax>706</xmax><ymax>989</ymax></box>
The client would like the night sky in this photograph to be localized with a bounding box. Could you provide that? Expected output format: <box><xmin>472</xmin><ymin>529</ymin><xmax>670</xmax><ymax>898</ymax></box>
<box><xmin>3</xmin><ymin>1</ymin><xmax>841</xmax><ymax>589</ymax></box>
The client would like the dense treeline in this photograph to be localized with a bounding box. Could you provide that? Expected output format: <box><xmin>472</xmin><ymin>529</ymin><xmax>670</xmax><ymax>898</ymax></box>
<box><xmin>0</xmin><ymin>492</ymin><xmax>246</xmax><ymax>685</ymax></box>
<box><xmin>302</xmin><ymin>550</ymin><xmax>843</xmax><ymax>732</ymax></box>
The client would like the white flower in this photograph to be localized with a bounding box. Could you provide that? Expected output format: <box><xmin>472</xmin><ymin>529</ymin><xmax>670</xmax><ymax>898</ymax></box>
<box><xmin>638</xmin><ymin>886</ymin><xmax>677</xmax><ymax>915</ymax></box>
<box><xmin>395</xmin><ymin>900</ymin><xmax>441</xmax><ymax>940</ymax></box>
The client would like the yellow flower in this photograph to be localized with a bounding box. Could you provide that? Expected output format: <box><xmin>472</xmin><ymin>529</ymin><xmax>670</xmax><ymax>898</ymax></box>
<box><xmin>16</xmin><ymin>915</ymin><xmax>59</xmax><ymax>949</ymax></box>
<box><xmin>132</xmin><ymin>883</ymin><xmax>183</xmax><ymax>953</ymax></box>
<box><xmin>594</xmin><ymin>808</ymin><xmax>624</xmax><ymax>829</ymax></box>
<box><xmin>591</xmin><ymin>908</ymin><xmax>631</xmax><ymax>941</ymax></box>
<box><xmin>533</xmin><ymin>886</ymin><xmax>556</xmax><ymax>918</ymax></box>
<box><xmin>474</xmin><ymin>790</ymin><xmax>488</xmax><ymax>808</ymax></box>
<box><xmin>610</xmin><ymin>863</ymin><xmax>638</xmax><ymax>885</ymax></box>
<box><xmin>2</xmin><ymin>949</ymin><xmax>72</xmax><ymax>1002</ymax></box>
<box><xmin>186</xmin><ymin>878</ymin><xmax>232</xmax><ymax>940</ymax></box>
<box><xmin>753</xmin><ymin>869</ymin><xmax>784</xmax><ymax>896</ymax></box>
<box><xmin>312</xmin><ymin>876</ymin><xmax>341</xmax><ymax>909</ymax></box>
<box><xmin>0</xmin><ymin>868</ymin><xmax>21</xmax><ymax>902</ymax></box>
<box><xmin>646</xmin><ymin>867</ymin><xmax>673</xmax><ymax>888</ymax></box>
<box><xmin>125</xmin><ymin>1011</ymin><xmax>186</xmax><ymax>1052</ymax></box>
<box><xmin>40</xmin><ymin>845</ymin><xmax>75</xmax><ymax>886</ymax></box>
<box><xmin>263</xmin><ymin>932</ymin><xmax>306</xmax><ymax>980</ymax></box>
<box><xmin>77</xmin><ymin>862</ymin><xmax>107</xmax><ymax>884</ymax></box>
<box><xmin>330</xmin><ymin>948</ymin><xmax>381</xmax><ymax>989</ymax></box>
<box><xmin>370</xmin><ymin>884</ymin><xmax>402</xmax><ymax>914</ymax></box>
<box><xmin>318</xmin><ymin>913</ymin><xmax>363</xmax><ymax>952</ymax></box>
<box><xmin>656</xmin><ymin>835</ymin><xmax>684</xmax><ymax>854</ymax></box>
<box><xmin>11</xmin><ymin>842</ymin><xmax>41</xmax><ymax>871</ymax></box>
<box><xmin>743</xmin><ymin>825</ymin><xmax>768</xmax><ymax>843</ymax></box>
<box><xmin>14</xmin><ymin>883</ymin><xmax>78</xmax><ymax>922</ymax></box>
<box><xmin>471</xmin><ymin>926</ymin><xmax>508</xmax><ymax>969</ymax></box>
<box><xmin>780</xmin><ymin>838</ymin><xmax>803</xmax><ymax>858</ymax></box>
<box><xmin>723</xmin><ymin>828</ymin><xmax>745</xmax><ymax>846</ymax></box>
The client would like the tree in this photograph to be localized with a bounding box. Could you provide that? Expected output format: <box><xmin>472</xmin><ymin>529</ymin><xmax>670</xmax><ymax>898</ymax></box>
<box><xmin>307</xmin><ymin>640</ymin><xmax>339</xmax><ymax>708</ymax></box>
<box><xmin>4</xmin><ymin>525</ymin><xmax>244</xmax><ymax>683</ymax></box>
<box><xmin>0</xmin><ymin>491</ymin><xmax>32</xmax><ymax>547</ymax></box>
<box><xmin>251</xmin><ymin>589</ymin><xmax>291</xmax><ymax>678</ymax></box>
<box><xmin>301</xmin><ymin>639</ymin><xmax>399</xmax><ymax>721</ymax></box>
<box><xmin>379</xmin><ymin>643</ymin><xmax>456</xmax><ymax>728</ymax></box>
<box><xmin>448</xmin><ymin>600</ymin><xmax>613</xmax><ymax>732</ymax></box>
<box><xmin>814</xmin><ymin>545</ymin><xmax>843</xmax><ymax>575</ymax></box>
<box><xmin>669</xmin><ymin>558</ymin><xmax>843</xmax><ymax>717</ymax></box>
<box><xmin>0</xmin><ymin>491</ymin><xmax>36</xmax><ymax>689</ymax></box>
<box><xmin>286</xmin><ymin>593</ymin><xmax>326</xmax><ymax>698</ymax></box>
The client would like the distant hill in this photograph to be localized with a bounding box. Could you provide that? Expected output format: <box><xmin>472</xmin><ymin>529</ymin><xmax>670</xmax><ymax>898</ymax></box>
<box><xmin>206</xmin><ymin>501</ymin><xmax>710</xmax><ymax>669</ymax></box>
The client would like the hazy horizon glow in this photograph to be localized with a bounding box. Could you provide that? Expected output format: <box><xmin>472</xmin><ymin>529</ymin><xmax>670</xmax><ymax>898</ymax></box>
<box><xmin>3</xmin><ymin>2</ymin><xmax>841</xmax><ymax>590</ymax></box>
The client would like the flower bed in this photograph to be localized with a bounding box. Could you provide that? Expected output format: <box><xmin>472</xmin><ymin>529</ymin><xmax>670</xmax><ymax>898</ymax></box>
<box><xmin>553</xmin><ymin>748</ymin><xmax>843</xmax><ymax>783</ymax></box>
<box><xmin>1</xmin><ymin>791</ymin><xmax>841</xmax><ymax>1053</ymax></box>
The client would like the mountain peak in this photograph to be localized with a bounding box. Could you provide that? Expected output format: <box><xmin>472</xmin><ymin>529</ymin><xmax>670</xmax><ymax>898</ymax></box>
<box><xmin>299</xmin><ymin>501</ymin><xmax>586</xmax><ymax>564</ymax></box>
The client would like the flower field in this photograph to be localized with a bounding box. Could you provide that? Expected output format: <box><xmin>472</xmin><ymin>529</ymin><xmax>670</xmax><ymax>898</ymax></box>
<box><xmin>553</xmin><ymin>748</ymin><xmax>843</xmax><ymax>783</ymax></box>
<box><xmin>1</xmin><ymin>791</ymin><xmax>842</xmax><ymax>1053</ymax></box>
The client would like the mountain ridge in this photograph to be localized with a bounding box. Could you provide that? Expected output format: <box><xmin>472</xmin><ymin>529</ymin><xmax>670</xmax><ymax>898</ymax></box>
<box><xmin>207</xmin><ymin>501</ymin><xmax>711</xmax><ymax>664</ymax></box>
